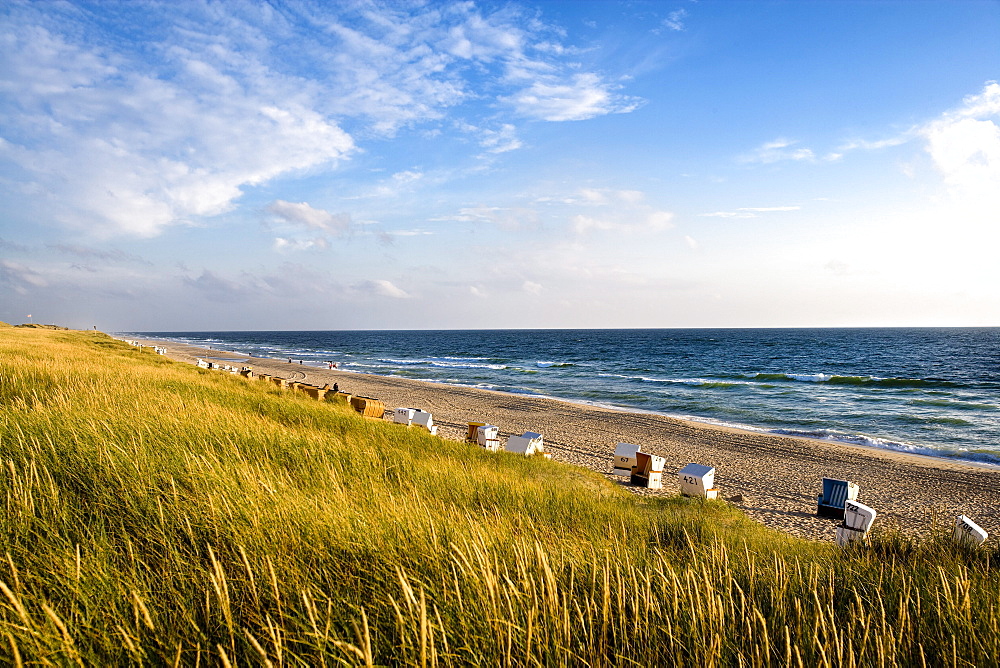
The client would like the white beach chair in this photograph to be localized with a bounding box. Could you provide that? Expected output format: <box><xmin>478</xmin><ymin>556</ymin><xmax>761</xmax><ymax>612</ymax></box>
<box><xmin>678</xmin><ymin>463</ymin><xmax>718</xmax><ymax>499</ymax></box>
<box><xmin>612</xmin><ymin>443</ymin><xmax>639</xmax><ymax>477</ymax></box>
<box><xmin>476</xmin><ymin>425</ymin><xmax>499</xmax><ymax>446</ymax></box>
<box><xmin>835</xmin><ymin>525</ymin><xmax>869</xmax><ymax>547</ymax></box>
<box><xmin>631</xmin><ymin>452</ymin><xmax>667</xmax><ymax>489</ymax></box>
<box><xmin>953</xmin><ymin>515</ymin><xmax>988</xmax><ymax>547</ymax></box>
<box><xmin>394</xmin><ymin>407</ymin><xmax>416</xmax><ymax>425</ymax></box>
<box><xmin>411</xmin><ymin>410</ymin><xmax>437</xmax><ymax>435</ymax></box>
<box><xmin>843</xmin><ymin>500</ymin><xmax>877</xmax><ymax>532</ymax></box>
<box><xmin>505</xmin><ymin>431</ymin><xmax>543</xmax><ymax>456</ymax></box>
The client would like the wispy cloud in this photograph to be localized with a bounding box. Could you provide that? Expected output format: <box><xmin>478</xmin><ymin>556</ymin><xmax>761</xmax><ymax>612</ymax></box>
<box><xmin>0</xmin><ymin>260</ymin><xmax>48</xmax><ymax>293</ymax></box>
<box><xmin>479</xmin><ymin>123</ymin><xmax>523</xmax><ymax>153</ymax></box>
<box><xmin>504</xmin><ymin>73</ymin><xmax>640</xmax><ymax>121</ymax></box>
<box><xmin>441</xmin><ymin>205</ymin><xmax>540</xmax><ymax>231</ymax></box>
<box><xmin>663</xmin><ymin>9</ymin><xmax>688</xmax><ymax>32</ymax></box>
<box><xmin>267</xmin><ymin>201</ymin><xmax>352</xmax><ymax>235</ymax></box>
<box><xmin>354</xmin><ymin>279</ymin><xmax>410</xmax><ymax>299</ymax></box>
<box><xmin>0</xmin><ymin>2</ymin><xmax>640</xmax><ymax>238</ymax></box>
<box><xmin>739</xmin><ymin>138</ymin><xmax>816</xmax><ymax>164</ymax></box>
<box><xmin>700</xmin><ymin>205</ymin><xmax>801</xmax><ymax>219</ymax></box>
<box><xmin>564</xmin><ymin>189</ymin><xmax>673</xmax><ymax>234</ymax></box>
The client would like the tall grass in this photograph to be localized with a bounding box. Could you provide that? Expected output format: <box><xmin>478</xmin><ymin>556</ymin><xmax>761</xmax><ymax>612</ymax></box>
<box><xmin>0</xmin><ymin>328</ymin><xmax>997</xmax><ymax>665</ymax></box>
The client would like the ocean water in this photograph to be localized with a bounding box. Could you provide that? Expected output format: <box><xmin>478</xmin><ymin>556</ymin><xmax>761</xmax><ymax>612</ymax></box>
<box><xmin>131</xmin><ymin>328</ymin><xmax>1000</xmax><ymax>466</ymax></box>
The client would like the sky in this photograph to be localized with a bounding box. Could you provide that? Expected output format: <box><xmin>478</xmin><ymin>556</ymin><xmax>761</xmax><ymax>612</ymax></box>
<box><xmin>1</xmin><ymin>0</ymin><xmax>998</xmax><ymax>331</ymax></box>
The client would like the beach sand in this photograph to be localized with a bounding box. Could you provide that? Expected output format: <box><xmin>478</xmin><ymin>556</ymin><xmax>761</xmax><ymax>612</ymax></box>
<box><xmin>135</xmin><ymin>337</ymin><xmax>1000</xmax><ymax>542</ymax></box>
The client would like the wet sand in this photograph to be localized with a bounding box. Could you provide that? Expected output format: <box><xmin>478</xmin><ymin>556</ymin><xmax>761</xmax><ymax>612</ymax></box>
<box><xmin>133</xmin><ymin>337</ymin><xmax>1000</xmax><ymax>542</ymax></box>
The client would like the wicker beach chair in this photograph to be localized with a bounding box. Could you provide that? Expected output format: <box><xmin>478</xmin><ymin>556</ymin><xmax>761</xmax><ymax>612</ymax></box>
<box><xmin>817</xmin><ymin>478</ymin><xmax>859</xmax><ymax>519</ymax></box>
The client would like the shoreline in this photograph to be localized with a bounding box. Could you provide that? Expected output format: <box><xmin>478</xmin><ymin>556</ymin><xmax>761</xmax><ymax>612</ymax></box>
<box><xmin>129</xmin><ymin>335</ymin><xmax>1000</xmax><ymax>541</ymax></box>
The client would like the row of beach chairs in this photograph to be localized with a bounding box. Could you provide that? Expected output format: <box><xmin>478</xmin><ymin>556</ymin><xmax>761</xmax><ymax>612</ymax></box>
<box><xmin>612</xmin><ymin>442</ymin><xmax>720</xmax><ymax>497</ymax></box>
<box><xmin>123</xmin><ymin>339</ymin><xmax>167</xmax><ymax>355</ymax></box>
<box><xmin>394</xmin><ymin>407</ymin><xmax>438</xmax><ymax>435</ymax></box>
<box><xmin>199</xmin><ymin>361</ymin><xmax>391</xmax><ymax>419</ymax></box>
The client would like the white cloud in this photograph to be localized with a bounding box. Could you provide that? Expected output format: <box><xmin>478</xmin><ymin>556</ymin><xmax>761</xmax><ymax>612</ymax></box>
<box><xmin>742</xmin><ymin>206</ymin><xmax>800</xmax><ymax>212</ymax></box>
<box><xmin>646</xmin><ymin>210</ymin><xmax>675</xmax><ymax>231</ymax></box>
<box><xmin>479</xmin><ymin>124</ymin><xmax>523</xmax><ymax>153</ymax></box>
<box><xmin>522</xmin><ymin>280</ymin><xmax>542</xmax><ymax>294</ymax></box>
<box><xmin>267</xmin><ymin>201</ymin><xmax>352</xmax><ymax>234</ymax></box>
<box><xmin>445</xmin><ymin>205</ymin><xmax>539</xmax><ymax>231</ymax></box>
<box><xmin>564</xmin><ymin>188</ymin><xmax>672</xmax><ymax>234</ymax></box>
<box><xmin>0</xmin><ymin>2</ymin><xmax>641</xmax><ymax>237</ymax></box>
<box><xmin>739</xmin><ymin>138</ymin><xmax>816</xmax><ymax>164</ymax></box>
<box><xmin>919</xmin><ymin>82</ymin><xmax>1000</xmax><ymax>199</ymax></box>
<box><xmin>572</xmin><ymin>188</ymin><xmax>644</xmax><ymax>206</ymax></box>
<box><xmin>837</xmin><ymin>136</ymin><xmax>909</xmax><ymax>152</ymax></box>
<box><xmin>273</xmin><ymin>237</ymin><xmax>330</xmax><ymax>252</ymax></box>
<box><xmin>0</xmin><ymin>19</ymin><xmax>354</xmax><ymax>237</ymax></box>
<box><xmin>505</xmin><ymin>73</ymin><xmax>640</xmax><ymax>122</ymax></box>
<box><xmin>0</xmin><ymin>259</ymin><xmax>48</xmax><ymax>293</ymax></box>
<box><xmin>571</xmin><ymin>214</ymin><xmax>613</xmax><ymax>234</ymax></box>
<box><xmin>358</xmin><ymin>279</ymin><xmax>411</xmax><ymax>299</ymax></box>
<box><xmin>700</xmin><ymin>205</ymin><xmax>800</xmax><ymax>218</ymax></box>
<box><xmin>663</xmin><ymin>9</ymin><xmax>688</xmax><ymax>32</ymax></box>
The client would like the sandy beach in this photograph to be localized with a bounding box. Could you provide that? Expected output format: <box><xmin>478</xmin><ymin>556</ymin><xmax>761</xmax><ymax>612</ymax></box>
<box><xmin>134</xmin><ymin>337</ymin><xmax>1000</xmax><ymax>542</ymax></box>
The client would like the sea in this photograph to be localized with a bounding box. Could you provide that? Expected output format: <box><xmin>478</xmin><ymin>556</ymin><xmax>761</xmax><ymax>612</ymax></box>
<box><xmin>129</xmin><ymin>328</ymin><xmax>1000</xmax><ymax>466</ymax></box>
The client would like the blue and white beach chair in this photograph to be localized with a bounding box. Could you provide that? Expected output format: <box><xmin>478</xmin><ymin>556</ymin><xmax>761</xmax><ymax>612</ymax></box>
<box><xmin>817</xmin><ymin>477</ymin><xmax>859</xmax><ymax>519</ymax></box>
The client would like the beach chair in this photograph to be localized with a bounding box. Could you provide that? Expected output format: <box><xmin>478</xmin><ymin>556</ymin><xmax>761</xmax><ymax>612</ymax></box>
<box><xmin>631</xmin><ymin>452</ymin><xmax>666</xmax><ymax>489</ymax></box>
<box><xmin>476</xmin><ymin>425</ymin><xmax>499</xmax><ymax>444</ymax></box>
<box><xmin>834</xmin><ymin>499</ymin><xmax>878</xmax><ymax>547</ymax></box>
<box><xmin>678</xmin><ymin>463</ymin><xmax>719</xmax><ymax>499</ymax></box>
<box><xmin>844</xmin><ymin>500</ymin><xmax>877</xmax><ymax>532</ymax></box>
<box><xmin>467</xmin><ymin>422</ymin><xmax>487</xmax><ymax>443</ymax></box>
<box><xmin>300</xmin><ymin>384</ymin><xmax>328</xmax><ymax>400</ymax></box>
<box><xmin>477</xmin><ymin>425</ymin><xmax>501</xmax><ymax>451</ymax></box>
<box><xmin>835</xmin><ymin>525</ymin><xmax>869</xmax><ymax>547</ymax></box>
<box><xmin>411</xmin><ymin>410</ymin><xmax>437</xmax><ymax>435</ymax></box>
<box><xmin>505</xmin><ymin>431</ymin><xmax>543</xmax><ymax>456</ymax></box>
<box><xmin>329</xmin><ymin>391</ymin><xmax>353</xmax><ymax>405</ymax></box>
<box><xmin>350</xmin><ymin>396</ymin><xmax>386</xmax><ymax>419</ymax></box>
<box><xmin>953</xmin><ymin>515</ymin><xmax>988</xmax><ymax>548</ymax></box>
<box><xmin>394</xmin><ymin>407</ymin><xmax>416</xmax><ymax>425</ymax></box>
<box><xmin>816</xmin><ymin>478</ymin><xmax>859</xmax><ymax>519</ymax></box>
<box><xmin>612</xmin><ymin>443</ymin><xmax>639</xmax><ymax>477</ymax></box>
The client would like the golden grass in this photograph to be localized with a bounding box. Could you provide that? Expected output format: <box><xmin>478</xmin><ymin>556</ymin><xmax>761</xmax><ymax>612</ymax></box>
<box><xmin>0</xmin><ymin>327</ymin><xmax>997</xmax><ymax>665</ymax></box>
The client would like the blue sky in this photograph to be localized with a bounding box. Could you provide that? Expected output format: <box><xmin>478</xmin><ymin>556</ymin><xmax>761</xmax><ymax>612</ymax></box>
<box><xmin>1</xmin><ymin>0</ymin><xmax>998</xmax><ymax>330</ymax></box>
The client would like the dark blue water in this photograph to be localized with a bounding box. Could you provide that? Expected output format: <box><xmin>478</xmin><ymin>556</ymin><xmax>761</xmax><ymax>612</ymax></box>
<box><xmin>130</xmin><ymin>328</ymin><xmax>1000</xmax><ymax>465</ymax></box>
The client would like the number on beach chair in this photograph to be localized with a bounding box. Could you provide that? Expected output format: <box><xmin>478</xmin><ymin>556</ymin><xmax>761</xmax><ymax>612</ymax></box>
<box><xmin>678</xmin><ymin>463</ymin><xmax>719</xmax><ymax>499</ymax></box>
<box><xmin>953</xmin><ymin>515</ymin><xmax>988</xmax><ymax>547</ymax></box>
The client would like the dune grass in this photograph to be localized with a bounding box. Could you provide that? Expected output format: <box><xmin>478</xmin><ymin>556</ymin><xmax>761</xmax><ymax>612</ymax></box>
<box><xmin>0</xmin><ymin>328</ymin><xmax>998</xmax><ymax>665</ymax></box>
